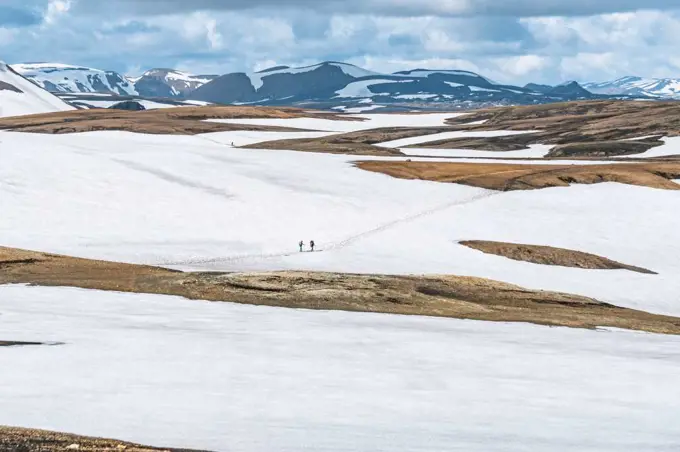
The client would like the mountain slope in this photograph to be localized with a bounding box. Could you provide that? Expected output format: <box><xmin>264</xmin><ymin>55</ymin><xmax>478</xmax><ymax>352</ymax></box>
<box><xmin>0</xmin><ymin>61</ymin><xmax>75</xmax><ymax>117</ymax></box>
<box><xmin>546</xmin><ymin>81</ymin><xmax>593</xmax><ymax>98</ymax></box>
<box><xmin>584</xmin><ymin>76</ymin><xmax>680</xmax><ymax>99</ymax></box>
<box><xmin>131</xmin><ymin>68</ymin><xmax>217</xmax><ymax>98</ymax></box>
<box><xmin>12</xmin><ymin>63</ymin><xmax>137</xmax><ymax>96</ymax></box>
<box><xmin>524</xmin><ymin>83</ymin><xmax>553</xmax><ymax>93</ymax></box>
<box><xmin>190</xmin><ymin>62</ymin><xmax>369</xmax><ymax>104</ymax></box>
<box><xmin>189</xmin><ymin>61</ymin><xmax>595</xmax><ymax>108</ymax></box>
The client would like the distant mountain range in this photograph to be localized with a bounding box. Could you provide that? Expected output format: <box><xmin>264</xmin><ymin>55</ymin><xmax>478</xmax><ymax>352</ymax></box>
<box><xmin>12</xmin><ymin>60</ymin><xmax>675</xmax><ymax>111</ymax></box>
<box><xmin>12</xmin><ymin>63</ymin><xmax>217</xmax><ymax>99</ymax></box>
<box><xmin>189</xmin><ymin>61</ymin><xmax>600</xmax><ymax>110</ymax></box>
<box><xmin>583</xmin><ymin>76</ymin><xmax>680</xmax><ymax>99</ymax></box>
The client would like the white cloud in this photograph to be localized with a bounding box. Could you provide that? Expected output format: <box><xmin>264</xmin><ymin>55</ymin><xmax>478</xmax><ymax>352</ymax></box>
<box><xmin>43</xmin><ymin>0</ymin><xmax>71</xmax><ymax>25</ymax></box>
<box><xmin>253</xmin><ymin>59</ymin><xmax>279</xmax><ymax>72</ymax></box>
<box><xmin>494</xmin><ymin>55</ymin><xmax>550</xmax><ymax>78</ymax></box>
<box><xmin>3</xmin><ymin>2</ymin><xmax>680</xmax><ymax>86</ymax></box>
<box><xmin>180</xmin><ymin>12</ymin><xmax>223</xmax><ymax>50</ymax></box>
<box><xmin>348</xmin><ymin>55</ymin><xmax>482</xmax><ymax>74</ymax></box>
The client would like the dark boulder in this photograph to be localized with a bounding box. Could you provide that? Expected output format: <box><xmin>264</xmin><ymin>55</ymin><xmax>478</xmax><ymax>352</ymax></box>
<box><xmin>108</xmin><ymin>100</ymin><xmax>146</xmax><ymax>111</ymax></box>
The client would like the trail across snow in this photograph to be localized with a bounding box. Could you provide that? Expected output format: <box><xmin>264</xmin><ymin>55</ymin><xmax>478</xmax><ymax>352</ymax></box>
<box><xmin>2</xmin><ymin>113</ymin><xmax>680</xmax><ymax>316</ymax></box>
<box><xmin>163</xmin><ymin>188</ymin><xmax>499</xmax><ymax>266</ymax></box>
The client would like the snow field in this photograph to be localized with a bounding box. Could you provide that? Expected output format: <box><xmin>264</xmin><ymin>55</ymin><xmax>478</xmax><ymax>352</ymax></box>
<box><xmin>1</xmin><ymin>118</ymin><xmax>679</xmax><ymax>315</ymax></box>
<box><xmin>622</xmin><ymin>136</ymin><xmax>680</xmax><ymax>158</ymax></box>
<box><xmin>1</xmin><ymin>285</ymin><xmax>680</xmax><ymax>452</ymax></box>
<box><xmin>206</xmin><ymin>112</ymin><xmax>464</xmax><ymax>132</ymax></box>
<box><xmin>2</xmin><ymin>111</ymin><xmax>680</xmax><ymax>452</ymax></box>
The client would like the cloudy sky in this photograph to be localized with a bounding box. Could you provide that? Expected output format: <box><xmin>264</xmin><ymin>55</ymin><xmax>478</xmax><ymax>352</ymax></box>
<box><xmin>1</xmin><ymin>0</ymin><xmax>679</xmax><ymax>84</ymax></box>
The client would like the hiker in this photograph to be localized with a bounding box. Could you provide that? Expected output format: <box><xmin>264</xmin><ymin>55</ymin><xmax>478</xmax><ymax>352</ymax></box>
<box><xmin>310</xmin><ymin>240</ymin><xmax>315</xmax><ymax>252</ymax></box>
<box><xmin>299</xmin><ymin>240</ymin><xmax>304</xmax><ymax>252</ymax></box>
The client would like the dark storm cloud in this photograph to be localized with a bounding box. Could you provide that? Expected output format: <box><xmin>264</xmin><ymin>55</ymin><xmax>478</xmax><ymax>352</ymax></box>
<box><xmin>71</xmin><ymin>0</ymin><xmax>680</xmax><ymax>17</ymax></box>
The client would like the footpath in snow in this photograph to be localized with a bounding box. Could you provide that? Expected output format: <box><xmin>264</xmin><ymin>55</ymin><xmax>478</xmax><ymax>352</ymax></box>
<box><xmin>1</xmin><ymin>113</ymin><xmax>679</xmax><ymax>316</ymax></box>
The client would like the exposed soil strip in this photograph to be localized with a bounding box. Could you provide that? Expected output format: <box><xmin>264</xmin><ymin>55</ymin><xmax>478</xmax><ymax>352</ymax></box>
<box><xmin>243</xmin><ymin>127</ymin><xmax>463</xmax><ymax>156</ymax></box>
<box><xmin>356</xmin><ymin>161</ymin><xmax>680</xmax><ymax>191</ymax></box>
<box><xmin>461</xmin><ymin>241</ymin><xmax>656</xmax><ymax>274</ymax></box>
<box><xmin>2</xmin><ymin>247</ymin><xmax>680</xmax><ymax>334</ymax></box>
<box><xmin>0</xmin><ymin>426</ymin><xmax>211</xmax><ymax>452</ymax></box>
<box><xmin>0</xmin><ymin>105</ymin><xmax>356</xmax><ymax>135</ymax></box>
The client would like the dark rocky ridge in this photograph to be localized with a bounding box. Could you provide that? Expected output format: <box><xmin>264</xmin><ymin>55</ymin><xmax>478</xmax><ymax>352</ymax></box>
<box><xmin>0</xmin><ymin>81</ymin><xmax>21</xmax><ymax>93</ymax></box>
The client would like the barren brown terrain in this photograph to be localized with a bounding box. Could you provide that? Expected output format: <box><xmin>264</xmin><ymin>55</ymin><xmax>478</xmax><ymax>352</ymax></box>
<box><xmin>356</xmin><ymin>160</ymin><xmax>680</xmax><ymax>191</ymax></box>
<box><xmin>461</xmin><ymin>241</ymin><xmax>656</xmax><ymax>274</ymax></box>
<box><xmin>2</xmin><ymin>247</ymin><xmax>680</xmax><ymax>334</ymax></box>
<box><xmin>0</xmin><ymin>105</ymin><xmax>356</xmax><ymax>135</ymax></box>
<box><xmin>419</xmin><ymin>100</ymin><xmax>680</xmax><ymax>157</ymax></box>
<box><xmin>230</xmin><ymin>101</ymin><xmax>680</xmax><ymax>158</ymax></box>
<box><xmin>0</xmin><ymin>426</ymin><xmax>210</xmax><ymax>452</ymax></box>
<box><xmin>243</xmin><ymin>126</ymin><xmax>461</xmax><ymax>156</ymax></box>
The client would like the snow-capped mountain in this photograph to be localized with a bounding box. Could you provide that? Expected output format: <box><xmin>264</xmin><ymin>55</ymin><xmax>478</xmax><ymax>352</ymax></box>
<box><xmin>583</xmin><ymin>76</ymin><xmax>680</xmax><ymax>99</ymax></box>
<box><xmin>12</xmin><ymin>63</ymin><xmax>137</xmax><ymax>96</ymax></box>
<box><xmin>0</xmin><ymin>61</ymin><xmax>75</xmax><ymax>117</ymax></box>
<box><xmin>131</xmin><ymin>68</ymin><xmax>218</xmax><ymax>98</ymax></box>
<box><xmin>189</xmin><ymin>61</ymin><xmax>596</xmax><ymax>109</ymax></box>
<box><xmin>190</xmin><ymin>62</ymin><xmax>375</xmax><ymax>104</ymax></box>
<box><xmin>11</xmin><ymin>63</ymin><xmax>216</xmax><ymax>99</ymax></box>
<box><xmin>10</xmin><ymin>59</ymin><xmax>606</xmax><ymax>111</ymax></box>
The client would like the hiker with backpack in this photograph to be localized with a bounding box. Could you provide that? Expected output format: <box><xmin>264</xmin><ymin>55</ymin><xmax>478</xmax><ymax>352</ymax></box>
<box><xmin>310</xmin><ymin>240</ymin><xmax>315</xmax><ymax>252</ymax></box>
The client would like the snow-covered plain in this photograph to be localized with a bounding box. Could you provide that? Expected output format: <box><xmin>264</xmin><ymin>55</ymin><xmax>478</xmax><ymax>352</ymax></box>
<box><xmin>622</xmin><ymin>136</ymin><xmax>680</xmax><ymax>158</ymax></box>
<box><xmin>3</xmin><ymin>110</ymin><xmax>680</xmax><ymax>451</ymax></box>
<box><xmin>2</xmin><ymin>285</ymin><xmax>680</xmax><ymax>452</ymax></box>
<box><xmin>1</xmin><ymin>112</ymin><xmax>680</xmax><ymax>316</ymax></box>
<box><xmin>206</xmin><ymin>112</ymin><xmax>464</xmax><ymax>132</ymax></box>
